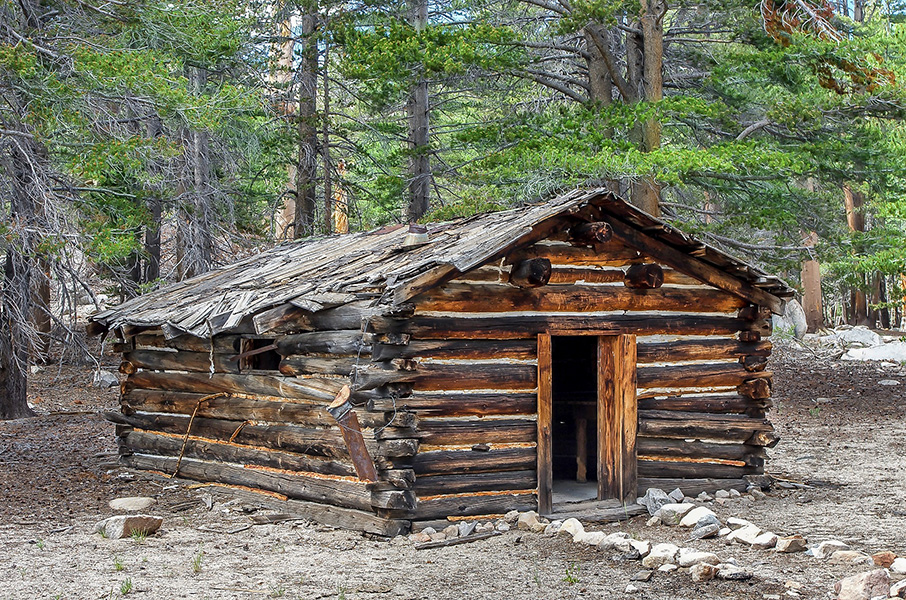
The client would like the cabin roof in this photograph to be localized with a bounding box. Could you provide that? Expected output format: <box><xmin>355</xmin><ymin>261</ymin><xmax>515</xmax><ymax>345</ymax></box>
<box><xmin>91</xmin><ymin>188</ymin><xmax>794</xmax><ymax>338</ymax></box>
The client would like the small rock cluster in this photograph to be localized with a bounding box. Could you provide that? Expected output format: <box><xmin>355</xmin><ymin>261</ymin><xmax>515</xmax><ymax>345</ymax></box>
<box><xmin>407</xmin><ymin>514</ymin><xmax>514</xmax><ymax>544</ymax></box>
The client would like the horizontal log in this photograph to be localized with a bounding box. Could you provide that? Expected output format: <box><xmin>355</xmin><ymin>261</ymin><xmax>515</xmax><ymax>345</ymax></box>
<box><xmin>123</xmin><ymin>350</ymin><xmax>240</xmax><ymax>374</ymax></box>
<box><xmin>413</xmin><ymin>283</ymin><xmax>747</xmax><ymax>314</ymax></box>
<box><xmin>411</xmin><ymin>363</ymin><xmax>537</xmax><ymax>392</ymax></box>
<box><xmin>637</xmin><ymin>394</ymin><xmax>769</xmax><ymax>415</ymax></box>
<box><xmin>279</xmin><ymin>356</ymin><xmax>358</xmax><ymax>377</ymax></box>
<box><xmin>412</xmin><ymin>447</ymin><xmax>536</xmax><ymax>475</ymax></box>
<box><xmin>636</xmin><ymin>339</ymin><xmax>772</xmax><ymax>363</ymax></box>
<box><xmin>637</xmin><ymin>364</ymin><xmax>772</xmax><ymax>389</ymax></box>
<box><xmin>415</xmin><ymin>471</ymin><xmax>536</xmax><ymax>496</ymax></box>
<box><xmin>637</xmin><ymin>478</ymin><xmax>748</xmax><ymax>496</ymax></box>
<box><xmin>121</xmin><ymin>389</ymin><xmax>409</xmax><ymax>429</ymax></box>
<box><xmin>267</xmin><ymin>496</ymin><xmax>408</xmax><ymax>537</ymax></box>
<box><xmin>131</xmin><ymin>333</ymin><xmax>241</xmax><ymax>353</ymax></box>
<box><xmin>118</xmin><ymin>430</ymin><xmax>358</xmax><ymax>477</ymax></box>
<box><xmin>369</xmin><ymin>314</ymin><xmax>753</xmax><ymax>340</ymax></box>
<box><xmin>638</xmin><ymin>412</ymin><xmax>773</xmax><ymax>443</ymax></box>
<box><xmin>418</xmin><ymin>419</ymin><xmax>537</xmax><ymax>445</ymax></box>
<box><xmin>121</xmin><ymin>454</ymin><xmax>373</xmax><ymax>511</ymax></box>
<box><xmin>372</xmin><ymin>339</ymin><xmax>536</xmax><ymax>362</ymax></box>
<box><xmin>637</xmin><ymin>437</ymin><xmax>765</xmax><ymax>464</ymax></box>
<box><xmin>507</xmin><ymin>241</ymin><xmax>641</xmax><ymax>266</ymax></box>
<box><xmin>124</xmin><ymin>371</ymin><xmax>344</xmax><ymax>402</ymax></box>
<box><xmin>369</xmin><ymin>393</ymin><xmax>536</xmax><ymax>417</ymax></box>
<box><xmin>275</xmin><ymin>330</ymin><xmax>372</xmax><ymax>356</ymax></box>
<box><xmin>106</xmin><ymin>412</ymin><xmax>418</xmax><ymax>459</ymax></box>
<box><xmin>638</xmin><ymin>460</ymin><xmax>760</xmax><ymax>479</ymax></box>
<box><xmin>546</xmin><ymin>267</ymin><xmax>702</xmax><ymax>286</ymax></box>
<box><xmin>415</xmin><ymin>492</ymin><xmax>536</xmax><ymax>520</ymax></box>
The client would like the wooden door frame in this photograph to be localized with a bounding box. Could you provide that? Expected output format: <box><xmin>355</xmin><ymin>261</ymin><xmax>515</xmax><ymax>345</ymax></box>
<box><xmin>536</xmin><ymin>332</ymin><xmax>638</xmax><ymax>515</ymax></box>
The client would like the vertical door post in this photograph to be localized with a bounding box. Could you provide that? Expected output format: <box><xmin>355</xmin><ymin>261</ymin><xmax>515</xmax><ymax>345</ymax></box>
<box><xmin>537</xmin><ymin>333</ymin><xmax>553</xmax><ymax>515</ymax></box>
<box><xmin>597</xmin><ymin>335</ymin><xmax>638</xmax><ymax>503</ymax></box>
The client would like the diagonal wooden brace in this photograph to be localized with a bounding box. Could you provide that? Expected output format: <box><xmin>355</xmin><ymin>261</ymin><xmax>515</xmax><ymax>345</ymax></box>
<box><xmin>327</xmin><ymin>385</ymin><xmax>378</xmax><ymax>482</ymax></box>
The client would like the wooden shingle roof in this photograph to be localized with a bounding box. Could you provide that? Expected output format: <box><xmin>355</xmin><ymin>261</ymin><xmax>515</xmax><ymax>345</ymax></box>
<box><xmin>91</xmin><ymin>189</ymin><xmax>793</xmax><ymax>338</ymax></box>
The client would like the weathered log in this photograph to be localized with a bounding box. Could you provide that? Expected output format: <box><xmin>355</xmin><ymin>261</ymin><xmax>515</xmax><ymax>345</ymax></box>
<box><xmin>412</xmin><ymin>446</ymin><xmax>536</xmax><ymax>475</ymax></box>
<box><xmin>569</xmin><ymin>221</ymin><xmax>613</xmax><ymax>246</ymax></box>
<box><xmin>279</xmin><ymin>356</ymin><xmax>358</xmax><ymax>377</ymax></box>
<box><xmin>106</xmin><ymin>411</ymin><xmax>418</xmax><ymax>459</ymax></box>
<box><xmin>132</xmin><ymin>333</ymin><xmax>240</xmax><ymax>354</ymax></box>
<box><xmin>413</xmin><ymin>283</ymin><xmax>747</xmax><ymax>314</ymax></box>
<box><xmin>637</xmin><ymin>394</ymin><xmax>768</xmax><ymax>415</ymax></box>
<box><xmin>251</xmin><ymin>304</ymin><xmax>313</xmax><ymax>335</ymax></box>
<box><xmin>369</xmin><ymin>392</ymin><xmax>536</xmax><ymax>417</ymax></box>
<box><xmin>275</xmin><ymin>330</ymin><xmax>371</xmax><ymax>356</ymax></box>
<box><xmin>368</xmin><ymin>314</ymin><xmax>751</xmax><ymax>340</ymax></box>
<box><xmin>414</xmin><ymin>470</ymin><xmax>537</xmax><ymax>496</ymax></box>
<box><xmin>638</xmin><ymin>412</ymin><xmax>772</xmax><ymax>442</ymax></box>
<box><xmin>637</xmin><ymin>437</ymin><xmax>765</xmax><ymax>464</ymax></box>
<box><xmin>637</xmin><ymin>477</ymin><xmax>747</xmax><ymax>496</ymax></box>
<box><xmin>415</xmin><ymin>492</ymin><xmax>536</xmax><ymax>520</ymax></box>
<box><xmin>747</xmin><ymin>430</ymin><xmax>780</xmax><ymax>447</ymax></box>
<box><xmin>120</xmin><ymin>388</ymin><xmax>410</xmax><ymax>429</ymax></box>
<box><xmin>547</xmin><ymin>267</ymin><xmax>701</xmax><ymax>286</ymax></box>
<box><xmin>507</xmin><ymin>241</ymin><xmax>641</xmax><ymax>267</ymax></box>
<box><xmin>636</xmin><ymin>339</ymin><xmax>771</xmax><ymax>363</ymax></box>
<box><xmin>328</xmin><ymin>385</ymin><xmax>378</xmax><ymax>482</ymax></box>
<box><xmin>637</xmin><ymin>364</ymin><xmax>772</xmax><ymax>389</ymax></box>
<box><xmin>738</xmin><ymin>330</ymin><xmax>761</xmax><ymax>342</ymax></box>
<box><xmin>738</xmin><ymin>378</ymin><xmax>772</xmax><ymax>400</ymax></box>
<box><xmin>372</xmin><ymin>339</ymin><xmax>536</xmax><ymax>362</ymax></box>
<box><xmin>123</xmin><ymin>350</ymin><xmax>240</xmax><ymax>374</ymax></box>
<box><xmin>508</xmin><ymin>258</ymin><xmax>552</xmax><ymax>288</ymax></box>
<box><xmin>124</xmin><ymin>371</ymin><xmax>344</xmax><ymax>402</ymax></box>
<box><xmin>412</xmin><ymin>363</ymin><xmax>537</xmax><ymax>392</ymax></box>
<box><xmin>638</xmin><ymin>460</ymin><xmax>759</xmax><ymax>479</ymax></box>
<box><xmin>740</xmin><ymin>355</ymin><xmax>768</xmax><ymax>372</ymax></box>
<box><xmin>737</xmin><ymin>306</ymin><xmax>772</xmax><ymax>322</ymax></box>
<box><xmin>121</xmin><ymin>453</ymin><xmax>374</xmax><ymax>511</ymax></box>
<box><xmin>418</xmin><ymin>418</ymin><xmax>537</xmax><ymax>445</ymax></box>
<box><xmin>623</xmin><ymin>263</ymin><xmax>664</xmax><ymax>289</ymax></box>
<box><xmin>118</xmin><ymin>430</ymin><xmax>358</xmax><ymax>477</ymax></box>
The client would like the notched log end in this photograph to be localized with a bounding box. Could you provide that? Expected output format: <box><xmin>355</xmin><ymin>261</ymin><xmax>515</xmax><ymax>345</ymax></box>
<box><xmin>509</xmin><ymin>258</ymin><xmax>552</xmax><ymax>288</ymax></box>
<box><xmin>569</xmin><ymin>221</ymin><xmax>613</xmax><ymax>246</ymax></box>
<box><xmin>624</xmin><ymin>263</ymin><xmax>664</xmax><ymax>289</ymax></box>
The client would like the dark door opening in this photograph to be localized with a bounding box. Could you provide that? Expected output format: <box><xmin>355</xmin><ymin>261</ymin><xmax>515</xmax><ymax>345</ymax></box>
<box><xmin>551</xmin><ymin>336</ymin><xmax>598</xmax><ymax>503</ymax></box>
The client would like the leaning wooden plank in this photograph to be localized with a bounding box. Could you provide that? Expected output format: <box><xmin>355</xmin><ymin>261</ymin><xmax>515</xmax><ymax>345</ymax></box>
<box><xmin>638</xmin><ymin>460</ymin><xmax>760</xmax><ymax>479</ymax></box>
<box><xmin>368</xmin><ymin>393</ymin><xmax>536</xmax><ymax>417</ymax></box>
<box><xmin>124</xmin><ymin>371</ymin><xmax>344</xmax><ymax>403</ymax></box>
<box><xmin>418</xmin><ymin>419</ymin><xmax>537</xmax><ymax>445</ymax></box>
<box><xmin>368</xmin><ymin>314</ymin><xmax>752</xmax><ymax>340</ymax></box>
<box><xmin>371</xmin><ymin>339</ymin><xmax>536</xmax><ymax>362</ymax></box>
<box><xmin>413</xmin><ymin>283</ymin><xmax>748</xmax><ymax>314</ymax></box>
<box><xmin>415</xmin><ymin>492</ymin><xmax>536</xmax><ymax>520</ymax></box>
<box><xmin>637</xmin><ymin>364</ymin><xmax>772</xmax><ymax>389</ymax></box>
<box><xmin>121</xmin><ymin>454</ymin><xmax>373</xmax><ymax>511</ymax></box>
<box><xmin>414</xmin><ymin>470</ymin><xmax>537</xmax><ymax>496</ymax></box>
<box><xmin>121</xmin><ymin>389</ymin><xmax>408</xmax><ymax>429</ymax></box>
<box><xmin>636</xmin><ymin>339</ymin><xmax>772</xmax><ymax>363</ymax></box>
<box><xmin>118</xmin><ymin>430</ymin><xmax>357</xmax><ymax>477</ymax></box>
<box><xmin>412</xmin><ymin>447</ymin><xmax>537</xmax><ymax>475</ymax></box>
<box><xmin>107</xmin><ymin>412</ymin><xmax>418</xmax><ymax>459</ymax></box>
<box><xmin>637</xmin><ymin>477</ymin><xmax>748</xmax><ymax>496</ymax></box>
<box><xmin>415</xmin><ymin>531</ymin><xmax>501</xmax><ymax>550</ymax></box>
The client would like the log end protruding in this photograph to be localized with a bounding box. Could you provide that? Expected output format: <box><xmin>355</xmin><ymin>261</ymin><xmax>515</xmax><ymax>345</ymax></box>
<box><xmin>738</xmin><ymin>377</ymin><xmax>772</xmax><ymax>400</ymax></box>
<box><xmin>747</xmin><ymin>430</ymin><xmax>780</xmax><ymax>448</ymax></box>
<box><xmin>740</xmin><ymin>355</ymin><xmax>768</xmax><ymax>372</ymax></box>
<box><xmin>738</xmin><ymin>305</ymin><xmax>771</xmax><ymax>321</ymax></box>
<box><xmin>569</xmin><ymin>221</ymin><xmax>613</xmax><ymax>246</ymax></box>
<box><xmin>509</xmin><ymin>258</ymin><xmax>552</xmax><ymax>288</ymax></box>
<box><xmin>624</xmin><ymin>263</ymin><xmax>664</xmax><ymax>289</ymax></box>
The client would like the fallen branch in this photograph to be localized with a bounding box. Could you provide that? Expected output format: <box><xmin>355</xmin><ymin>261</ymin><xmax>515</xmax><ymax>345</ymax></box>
<box><xmin>415</xmin><ymin>530</ymin><xmax>501</xmax><ymax>550</ymax></box>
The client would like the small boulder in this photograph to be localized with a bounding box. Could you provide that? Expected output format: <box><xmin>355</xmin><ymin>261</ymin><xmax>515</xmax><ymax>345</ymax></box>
<box><xmin>714</xmin><ymin>490</ymin><xmax>730</xmax><ymax>499</ymax></box>
<box><xmin>658</xmin><ymin>564</ymin><xmax>678</xmax><ymax>573</ymax></box>
<box><xmin>638</xmin><ymin>488</ymin><xmax>672</xmax><ymax>516</ymax></box>
<box><xmin>630</xmin><ymin>570</ymin><xmax>653</xmax><ymax>582</ymax></box>
<box><xmin>829</xmin><ymin>550</ymin><xmax>873</xmax><ymax>566</ymax></box>
<box><xmin>625</xmin><ymin>584</ymin><xmax>639</xmax><ymax>593</ymax></box>
<box><xmin>558</xmin><ymin>518</ymin><xmax>584</xmax><ymax>539</ymax></box>
<box><xmin>668</xmin><ymin>488</ymin><xmax>685</xmax><ymax>503</ymax></box>
<box><xmin>752</xmin><ymin>532</ymin><xmax>778</xmax><ymax>550</ymax></box>
<box><xmin>833</xmin><ymin>569</ymin><xmax>890</xmax><ymax>600</ymax></box>
<box><xmin>680</xmin><ymin>506</ymin><xmax>718</xmax><ymax>528</ymax></box>
<box><xmin>646</xmin><ymin>516</ymin><xmax>662</xmax><ymax>527</ymax></box>
<box><xmin>530</xmin><ymin>521</ymin><xmax>547</xmax><ymax>534</ymax></box>
<box><xmin>442</xmin><ymin>525</ymin><xmax>459</xmax><ymax>539</ymax></box>
<box><xmin>812</xmin><ymin>540</ymin><xmax>849</xmax><ymax>559</ymax></box>
<box><xmin>504</xmin><ymin>510</ymin><xmax>520</xmax><ymax>524</ymax></box>
<box><xmin>641</xmin><ymin>543</ymin><xmax>679</xmax><ymax>569</ymax></box>
<box><xmin>695</xmin><ymin>513</ymin><xmax>721</xmax><ymax>529</ymax></box>
<box><xmin>517</xmin><ymin>511</ymin><xmax>540</xmax><ymax>531</ymax></box>
<box><xmin>718</xmin><ymin>527</ymin><xmax>731</xmax><ymax>537</ymax></box>
<box><xmin>678</xmin><ymin>549</ymin><xmax>720</xmax><ymax>568</ymax></box>
<box><xmin>543</xmin><ymin>521</ymin><xmax>562</xmax><ymax>535</ymax></box>
<box><xmin>409</xmin><ymin>532</ymin><xmax>431</xmax><ymax>543</ymax></box>
<box><xmin>429</xmin><ymin>532</ymin><xmax>447</xmax><ymax>541</ymax></box>
<box><xmin>95</xmin><ymin>515</ymin><xmax>163</xmax><ymax>540</ymax></box>
<box><xmin>93</xmin><ymin>370</ymin><xmax>119</xmax><ymax>388</ymax></box>
<box><xmin>688</xmin><ymin>523</ymin><xmax>720</xmax><ymax>540</ymax></box>
<box><xmin>890</xmin><ymin>557</ymin><xmax>906</xmax><ymax>574</ymax></box>
<box><xmin>871</xmin><ymin>550</ymin><xmax>896</xmax><ymax>567</ymax></box>
<box><xmin>495</xmin><ymin>521</ymin><xmax>510</xmax><ymax>532</ymax></box>
<box><xmin>716</xmin><ymin>563</ymin><xmax>753</xmax><ymax>581</ymax></box>
<box><xmin>458</xmin><ymin>521</ymin><xmax>477</xmax><ymax>537</ymax></box>
<box><xmin>422</xmin><ymin>527</ymin><xmax>437</xmax><ymax>535</ymax></box>
<box><xmin>696</xmin><ymin>492</ymin><xmax>713</xmax><ymax>502</ymax></box>
<box><xmin>890</xmin><ymin>579</ymin><xmax>906</xmax><ymax>598</ymax></box>
<box><xmin>575</xmin><ymin>531</ymin><xmax>607</xmax><ymax>546</ymax></box>
<box><xmin>597</xmin><ymin>531</ymin><xmax>631</xmax><ymax>552</ymax></box>
<box><xmin>726</xmin><ymin>517</ymin><xmax>751</xmax><ymax>530</ymax></box>
<box><xmin>728</xmin><ymin>489</ymin><xmax>741</xmax><ymax>498</ymax></box>
<box><xmin>654</xmin><ymin>503</ymin><xmax>695</xmax><ymax>526</ymax></box>
<box><xmin>775</xmin><ymin>535</ymin><xmax>808</xmax><ymax>553</ymax></box>
<box><xmin>109</xmin><ymin>497</ymin><xmax>156</xmax><ymax>512</ymax></box>
<box><xmin>727</xmin><ymin>524</ymin><xmax>762</xmax><ymax>546</ymax></box>
<box><xmin>475</xmin><ymin>522</ymin><xmax>495</xmax><ymax>533</ymax></box>
<box><xmin>748</xmin><ymin>488</ymin><xmax>767</xmax><ymax>500</ymax></box>
<box><xmin>690</xmin><ymin>562</ymin><xmax>719</xmax><ymax>582</ymax></box>
<box><xmin>629</xmin><ymin>539</ymin><xmax>651</xmax><ymax>558</ymax></box>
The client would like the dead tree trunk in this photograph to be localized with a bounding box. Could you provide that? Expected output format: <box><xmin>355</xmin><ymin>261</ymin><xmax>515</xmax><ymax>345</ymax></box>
<box><xmin>295</xmin><ymin>10</ymin><xmax>319</xmax><ymax>237</ymax></box>
<box><xmin>405</xmin><ymin>0</ymin><xmax>431</xmax><ymax>223</ymax></box>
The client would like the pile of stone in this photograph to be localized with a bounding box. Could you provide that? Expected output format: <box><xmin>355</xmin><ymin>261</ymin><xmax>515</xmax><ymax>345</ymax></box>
<box><xmin>407</xmin><ymin>517</ymin><xmax>511</xmax><ymax>544</ymax></box>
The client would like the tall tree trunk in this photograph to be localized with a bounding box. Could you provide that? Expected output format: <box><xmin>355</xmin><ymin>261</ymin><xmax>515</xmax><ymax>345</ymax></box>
<box><xmin>179</xmin><ymin>66</ymin><xmax>214</xmax><ymax>279</ymax></box>
<box><xmin>405</xmin><ymin>0</ymin><xmax>431</xmax><ymax>223</ymax></box>
<box><xmin>584</xmin><ymin>26</ymin><xmax>613</xmax><ymax>105</ymax></box>
<box><xmin>295</xmin><ymin>10</ymin><xmax>319</xmax><ymax>238</ymax></box>
<box><xmin>322</xmin><ymin>34</ymin><xmax>333</xmax><ymax>233</ymax></box>
<box><xmin>144</xmin><ymin>195</ymin><xmax>162</xmax><ymax>283</ymax></box>
<box><xmin>274</xmin><ymin>5</ymin><xmax>297</xmax><ymax>239</ymax></box>
<box><xmin>801</xmin><ymin>230</ymin><xmax>824</xmax><ymax>332</ymax></box>
<box><xmin>843</xmin><ymin>184</ymin><xmax>869</xmax><ymax>326</ymax></box>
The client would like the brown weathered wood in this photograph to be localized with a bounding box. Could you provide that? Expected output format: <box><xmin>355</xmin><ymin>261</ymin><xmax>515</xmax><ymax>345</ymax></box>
<box><xmin>275</xmin><ymin>330</ymin><xmax>371</xmax><ymax>356</ymax></box>
<box><xmin>414</xmin><ymin>470</ymin><xmax>536</xmax><ymax>495</ymax></box>
<box><xmin>132</xmin><ymin>333</ymin><xmax>240</xmax><ymax>353</ymax></box>
<box><xmin>637</xmin><ymin>477</ymin><xmax>747</xmax><ymax>496</ymax></box>
<box><xmin>638</xmin><ymin>413</ymin><xmax>772</xmax><ymax>442</ymax></box>
<box><xmin>597</xmin><ymin>335</ymin><xmax>637</xmax><ymax>504</ymax></box>
<box><xmin>738</xmin><ymin>378</ymin><xmax>772</xmax><ymax>400</ymax></box>
<box><xmin>124</xmin><ymin>350</ymin><xmax>241</xmax><ymax>374</ymax></box>
<box><xmin>637</xmin><ymin>437</ymin><xmax>766</xmax><ymax>464</ymax></box>
<box><xmin>279</xmin><ymin>355</ymin><xmax>358</xmax><ymax>377</ymax></box>
<box><xmin>118</xmin><ymin>430</ymin><xmax>358</xmax><ymax>476</ymax></box>
<box><xmin>122</xmin><ymin>453</ymin><xmax>374</xmax><ymax>511</ymax></box>
<box><xmin>575</xmin><ymin>417</ymin><xmax>588</xmax><ymax>483</ymax></box>
<box><xmin>738</xmin><ymin>330</ymin><xmax>762</xmax><ymax>342</ymax></box>
<box><xmin>623</xmin><ymin>263</ymin><xmax>664</xmax><ymax>289</ymax></box>
<box><xmin>508</xmin><ymin>258</ymin><xmax>552</xmax><ymax>288</ymax></box>
<box><xmin>747</xmin><ymin>430</ymin><xmax>780</xmax><ymax>447</ymax></box>
<box><xmin>605</xmin><ymin>215</ymin><xmax>785</xmax><ymax>313</ymax></box>
<box><xmin>737</xmin><ymin>306</ymin><xmax>771</xmax><ymax>322</ymax></box>
<box><xmin>418</xmin><ymin>419</ymin><xmax>537</xmax><ymax>446</ymax></box>
<box><xmin>638</xmin><ymin>460</ymin><xmax>759</xmax><ymax>479</ymax></box>
<box><xmin>636</xmin><ymin>339</ymin><xmax>771</xmax><ymax>363</ymax></box>
<box><xmin>328</xmin><ymin>385</ymin><xmax>379</xmax><ymax>482</ymax></box>
<box><xmin>369</xmin><ymin>392</ymin><xmax>536</xmax><ymax>417</ymax></box>
<box><xmin>121</xmin><ymin>389</ymin><xmax>408</xmax><ymax>428</ymax></box>
<box><xmin>740</xmin><ymin>355</ymin><xmax>768</xmax><ymax>372</ymax></box>
<box><xmin>537</xmin><ymin>333</ymin><xmax>553</xmax><ymax>515</ymax></box>
<box><xmin>547</xmin><ymin>267</ymin><xmax>701</xmax><ymax>286</ymax></box>
<box><xmin>619</xmin><ymin>336</ymin><xmax>638</xmax><ymax>504</ymax></box>
<box><xmin>507</xmin><ymin>241</ymin><xmax>641</xmax><ymax>267</ymax></box>
<box><xmin>412</xmin><ymin>447</ymin><xmax>536</xmax><ymax>475</ymax></box>
<box><xmin>252</xmin><ymin>304</ymin><xmax>313</xmax><ymax>335</ymax></box>
<box><xmin>569</xmin><ymin>221</ymin><xmax>613</xmax><ymax>245</ymax></box>
<box><xmin>369</xmin><ymin>314</ymin><xmax>751</xmax><ymax>340</ymax></box>
<box><xmin>411</xmin><ymin>363</ymin><xmax>538</xmax><ymax>391</ymax></box>
<box><xmin>124</xmin><ymin>371</ymin><xmax>344</xmax><ymax>402</ymax></box>
<box><xmin>372</xmin><ymin>339</ymin><xmax>536</xmax><ymax>362</ymax></box>
<box><xmin>415</xmin><ymin>492</ymin><xmax>536</xmax><ymax>520</ymax></box>
<box><xmin>413</xmin><ymin>283</ymin><xmax>747</xmax><ymax>314</ymax></box>
<box><xmin>637</xmin><ymin>364</ymin><xmax>772</xmax><ymax>389</ymax></box>
<box><xmin>637</xmin><ymin>394</ymin><xmax>768</xmax><ymax>415</ymax></box>
<box><xmin>86</xmin><ymin>321</ymin><xmax>108</xmax><ymax>336</ymax></box>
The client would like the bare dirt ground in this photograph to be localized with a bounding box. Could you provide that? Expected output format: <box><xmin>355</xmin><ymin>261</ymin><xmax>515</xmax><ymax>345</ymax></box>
<box><xmin>1</xmin><ymin>340</ymin><xmax>905</xmax><ymax>600</ymax></box>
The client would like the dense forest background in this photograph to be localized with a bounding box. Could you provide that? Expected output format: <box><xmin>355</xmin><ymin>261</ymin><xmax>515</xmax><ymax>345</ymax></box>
<box><xmin>2</xmin><ymin>0</ymin><xmax>906</xmax><ymax>416</ymax></box>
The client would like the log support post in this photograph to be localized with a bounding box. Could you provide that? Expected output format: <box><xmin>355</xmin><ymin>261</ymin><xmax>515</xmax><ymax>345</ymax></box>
<box><xmin>328</xmin><ymin>385</ymin><xmax>378</xmax><ymax>482</ymax></box>
<box><xmin>597</xmin><ymin>335</ymin><xmax>638</xmax><ymax>504</ymax></box>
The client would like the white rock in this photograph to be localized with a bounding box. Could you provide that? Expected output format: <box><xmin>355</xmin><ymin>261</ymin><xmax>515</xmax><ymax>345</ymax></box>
<box><xmin>716</xmin><ymin>563</ymin><xmax>753</xmax><ymax>580</ymax></box>
<box><xmin>828</xmin><ymin>550</ymin><xmax>872</xmax><ymax>565</ymax></box>
<box><xmin>646</xmin><ymin>516</ymin><xmax>661</xmax><ymax>527</ymax></box>
<box><xmin>642</xmin><ymin>543</ymin><xmax>679</xmax><ymax>569</ymax></box>
<box><xmin>727</xmin><ymin>517</ymin><xmax>751</xmax><ymax>530</ymax></box>
<box><xmin>625</xmin><ymin>584</ymin><xmax>639</xmax><ymax>593</ymax></box>
<box><xmin>752</xmin><ymin>532</ymin><xmax>778</xmax><ymax>549</ymax></box>
<box><xmin>772</xmin><ymin>299</ymin><xmax>807</xmax><ymax>339</ymax></box>
<box><xmin>890</xmin><ymin>557</ymin><xmax>906</xmax><ymax>574</ymax></box>
<box><xmin>93</xmin><ymin>370</ymin><xmax>119</xmax><ymax>388</ymax></box>
<box><xmin>658</xmin><ymin>564</ymin><xmax>678</xmax><ymax>573</ymax></box>
<box><xmin>890</xmin><ymin>579</ymin><xmax>906</xmax><ymax>598</ymax></box>
<box><xmin>504</xmin><ymin>510</ymin><xmax>520</xmax><ymax>524</ymax></box>
<box><xmin>95</xmin><ymin>515</ymin><xmax>163</xmax><ymax>539</ymax></box>
<box><xmin>517</xmin><ymin>511</ymin><xmax>540</xmax><ymax>531</ymax></box>
<box><xmin>495</xmin><ymin>521</ymin><xmax>510</xmax><ymax>532</ymax></box>
<box><xmin>680</xmin><ymin>506</ymin><xmax>717</xmax><ymax>528</ymax></box>
<box><xmin>843</xmin><ymin>341</ymin><xmax>906</xmax><ymax>362</ymax></box>
<box><xmin>678</xmin><ymin>549</ymin><xmax>720</xmax><ymax>568</ymax></box>
<box><xmin>690</xmin><ymin>562</ymin><xmax>719</xmax><ymax>582</ymax></box>
<box><xmin>597</xmin><ymin>531</ymin><xmax>631</xmax><ymax>552</ymax></box>
<box><xmin>668</xmin><ymin>488</ymin><xmax>685</xmax><ymax>502</ymax></box>
<box><xmin>543</xmin><ymin>520</ymin><xmax>562</xmax><ymax>535</ymax></box>
<box><xmin>728</xmin><ymin>489</ymin><xmax>741</xmax><ymax>498</ymax></box>
<box><xmin>629</xmin><ymin>539</ymin><xmax>651</xmax><ymax>558</ymax></box>
<box><xmin>575</xmin><ymin>531</ymin><xmax>607</xmax><ymax>545</ymax></box>
<box><xmin>638</xmin><ymin>488</ymin><xmax>671</xmax><ymax>515</ymax></box>
<box><xmin>422</xmin><ymin>527</ymin><xmax>437</xmax><ymax>535</ymax></box>
<box><xmin>878</xmin><ymin>379</ymin><xmax>901</xmax><ymax>386</ymax></box>
<box><xmin>109</xmin><ymin>497</ymin><xmax>155</xmax><ymax>512</ymax></box>
<box><xmin>558</xmin><ymin>518</ymin><xmax>584</xmax><ymax>539</ymax></box>
<box><xmin>718</xmin><ymin>527</ymin><xmax>731</xmax><ymax>537</ymax></box>
<box><xmin>727</xmin><ymin>524</ymin><xmax>762</xmax><ymax>545</ymax></box>
<box><xmin>654</xmin><ymin>503</ymin><xmax>695</xmax><ymax>525</ymax></box>
<box><xmin>829</xmin><ymin>325</ymin><xmax>883</xmax><ymax>347</ymax></box>
<box><xmin>775</xmin><ymin>535</ymin><xmax>808</xmax><ymax>553</ymax></box>
<box><xmin>811</xmin><ymin>540</ymin><xmax>850</xmax><ymax>559</ymax></box>
<box><xmin>458</xmin><ymin>521</ymin><xmax>476</xmax><ymax>537</ymax></box>
<box><xmin>714</xmin><ymin>490</ymin><xmax>730</xmax><ymax>499</ymax></box>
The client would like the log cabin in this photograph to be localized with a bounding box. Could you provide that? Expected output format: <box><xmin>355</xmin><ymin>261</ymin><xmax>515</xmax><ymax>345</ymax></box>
<box><xmin>89</xmin><ymin>189</ymin><xmax>793</xmax><ymax>536</ymax></box>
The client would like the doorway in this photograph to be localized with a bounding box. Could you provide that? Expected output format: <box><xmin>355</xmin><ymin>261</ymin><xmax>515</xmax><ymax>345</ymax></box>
<box><xmin>536</xmin><ymin>333</ymin><xmax>638</xmax><ymax>515</ymax></box>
